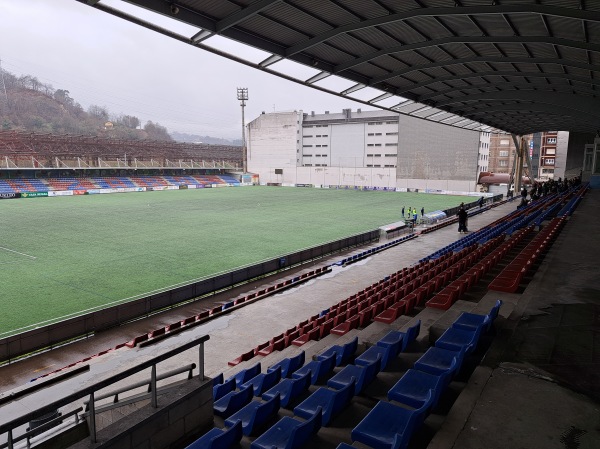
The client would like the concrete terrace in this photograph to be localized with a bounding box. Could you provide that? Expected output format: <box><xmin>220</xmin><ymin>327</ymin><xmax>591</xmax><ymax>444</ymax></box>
<box><xmin>0</xmin><ymin>190</ymin><xmax>598</xmax><ymax>449</ymax></box>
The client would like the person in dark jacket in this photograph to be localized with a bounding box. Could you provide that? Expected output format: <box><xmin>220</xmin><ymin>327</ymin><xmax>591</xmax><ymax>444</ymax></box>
<box><xmin>457</xmin><ymin>203</ymin><xmax>468</xmax><ymax>233</ymax></box>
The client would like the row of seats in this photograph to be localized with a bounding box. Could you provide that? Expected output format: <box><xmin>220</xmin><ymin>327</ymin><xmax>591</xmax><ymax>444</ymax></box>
<box><xmin>488</xmin><ymin>218</ymin><xmax>566</xmax><ymax>293</ymax></box>
<box><xmin>0</xmin><ymin>175</ymin><xmax>241</xmax><ymax>193</ymax></box>
<box><xmin>350</xmin><ymin>301</ymin><xmax>501</xmax><ymax>449</ymax></box>
<box><xmin>334</xmin><ymin>233</ymin><xmax>416</xmax><ymax>266</ymax></box>
<box><xmin>196</xmin><ymin>323</ymin><xmax>421</xmax><ymax>449</ymax></box>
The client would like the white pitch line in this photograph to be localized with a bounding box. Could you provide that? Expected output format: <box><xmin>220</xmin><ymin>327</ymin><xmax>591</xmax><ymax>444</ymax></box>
<box><xmin>0</xmin><ymin>246</ymin><xmax>37</xmax><ymax>260</ymax></box>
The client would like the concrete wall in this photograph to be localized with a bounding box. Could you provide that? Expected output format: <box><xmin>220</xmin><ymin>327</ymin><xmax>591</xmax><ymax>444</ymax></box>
<box><xmin>72</xmin><ymin>379</ymin><xmax>213</xmax><ymax>449</ymax></box>
<box><xmin>564</xmin><ymin>132</ymin><xmax>596</xmax><ymax>178</ymax></box>
<box><xmin>247</xmin><ymin>111</ymin><xmax>300</xmax><ymax>181</ymax></box>
<box><xmin>397</xmin><ymin>114</ymin><xmax>480</xmax><ymax>184</ymax></box>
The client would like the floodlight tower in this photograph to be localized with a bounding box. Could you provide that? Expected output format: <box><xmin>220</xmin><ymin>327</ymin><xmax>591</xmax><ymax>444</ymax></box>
<box><xmin>237</xmin><ymin>87</ymin><xmax>249</xmax><ymax>173</ymax></box>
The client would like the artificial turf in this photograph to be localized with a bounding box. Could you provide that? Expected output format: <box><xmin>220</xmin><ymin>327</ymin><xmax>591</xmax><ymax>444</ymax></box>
<box><xmin>0</xmin><ymin>186</ymin><xmax>472</xmax><ymax>336</ymax></box>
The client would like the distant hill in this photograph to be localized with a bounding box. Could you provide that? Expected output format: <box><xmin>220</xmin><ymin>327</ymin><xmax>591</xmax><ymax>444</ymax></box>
<box><xmin>171</xmin><ymin>131</ymin><xmax>241</xmax><ymax>146</ymax></box>
<box><xmin>0</xmin><ymin>68</ymin><xmax>229</xmax><ymax>143</ymax></box>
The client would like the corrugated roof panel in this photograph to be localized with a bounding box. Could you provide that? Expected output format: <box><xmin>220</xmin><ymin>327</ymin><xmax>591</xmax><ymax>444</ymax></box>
<box><xmin>336</xmin><ymin>0</ymin><xmax>392</xmax><ymax>20</ymax></box>
<box><xmin>525</xmin><ymin>42</ymin><xmax>562</xmax><ymax>59</ymax></box>
<box><xmin>371</xmin><ymin>55</ymin><xmax>410</xmax><ymax>73</ymax></box>
<box><xmin>390</xmin><ymin>50</ymin><xmax>434</xmax><ymax>68</ymax></box>
<box><xmin>464</xmin><ymin>61</ymin><xmax>497</xmax><ymax>73</ymax></box>
<box><xmin>539</xmin><ymin>63</ymin><xmax>568</xmax><ymax>74</ymax></box>
<box><xmin>586</xmin><ymin>21</ymin><xmax>600</xmax><ymax>45</ymax></box>
<box><xmin>237</xmin><ymin>16</ymin><xmax>309</xmax><ymax>46</ymax></box>
<box><xmin>416</xmin><ymin>45</ymin><xmax>455</xmax><ymax>63</ymax></box>
<box><xmin>470</xmin><ymin>14</ymin><xmax>514</xmax><ymax>37</ymax></box>
<box><xmin>407</xmin><ymin>16</ymin><xmax>454</xmax><ymax>40</ymax></box>
<box><xmin>291</xmin><ymin>0</ymin><xmax>361</xmax><ymax>27</ymax></box>
<box><xmin>351</xmin><ymin>63</ymin><xmax>390</xmax><ymax>78</ymax></box>
<box><xmin>380</xmin><ymin>0</ymin><xmax>420</xmax><ymax>13</ymax></box>
<box><xmin>444</xmin><ymin>63</ymin><xmax>476</xmax><ymax>75</ymax></box>
<box><xmin>424</xmin><ymin>66</ymin><xmax>458</xmax><ymax>78</ymax></box>
<box><xmin>441</xmin><ymin>43</ymin><xmax>477</xmax><ymax>59</ymax></box>
<box><xmin>545</xmin><ymin>16</ymin><xmax>584</xmax><ymax>41</ymax></box>
<box><xmin>557</xmin><ymin>47</ymin><xmax>589</xmax><ymax>64</ymax></box>
<box><xmin>437</xmin><ymin>15</ymin><xmax>481</xmax><ymax>37</ymax></box>
<box><xmin>513</xmin><ymin>62</ymin><xmax>544</xmax><ymax>72</ymax></box>
<box><xmin>495</xmin><ymin>43</ymin><xmax>530</xmax><ymax>58</ymax></box>
<box><xmin>486</xmin><ymin>61</ymin><xmax>521</xmax><ymax>72</ymax></box>
<box><xmin>266</xmin><ymin>2</ymin><xmax>334</xmax><ymax>36</ymax></box>
<box><xmin>504</xmin><ymin>12</ymin><xmax>548</xmax><ymax>36</ymax></box>
<box><xmin>467</xmin><ymin>43</ymin><xmax>505</xmax><ymax>57</ymax></box>
<box><xmin>327</xmin><ymin>33</ymin><xmax>379</xmax><ymax>57</ymax></box>
<box><xmin>567</xmin><ymin>66</ymin><xmax>596</xmax><ymax>79</ymax></box>
<box><xmin>352</xmin><ymin>27</ymin><xmax>403</xmax><ymax>48</ymax></box>
<box><xmin>180</xmin><ymin>0</ymin><xmax>240</xmax><ymax>19</ymax></box>
<box><xmin>401</xmin><ymin>71</ymin><xmax>435</xmax><ymax>84</ymax></box>
<box><xmin>304</xmin><ymin>43</ymin><xmax>359</xmax><ymax>65</ymax></box>
<box><xmin>378</xmin><ymin>21</ymin><xmax>430</xmax><ymax>45</ymax></box>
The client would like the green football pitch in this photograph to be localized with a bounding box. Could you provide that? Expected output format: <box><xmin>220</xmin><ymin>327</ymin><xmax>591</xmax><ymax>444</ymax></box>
<box><xmin>0</xmin><ymin>186</ymin><xmax>472</xmax><ymax>336</ymax></box>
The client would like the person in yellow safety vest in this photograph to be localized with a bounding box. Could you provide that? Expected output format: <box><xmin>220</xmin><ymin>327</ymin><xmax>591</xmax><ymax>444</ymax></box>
<box><xmin>412</xmin><ymin>207</ymin><xmax>417</xmax><ymax>222</ymax></box>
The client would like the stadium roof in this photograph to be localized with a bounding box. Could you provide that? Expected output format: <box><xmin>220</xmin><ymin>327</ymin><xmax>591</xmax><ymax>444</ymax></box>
<box><xmin>79</xmin><ymin>0</ymin><xmax>600</xmax><ymax>136</ymax></box>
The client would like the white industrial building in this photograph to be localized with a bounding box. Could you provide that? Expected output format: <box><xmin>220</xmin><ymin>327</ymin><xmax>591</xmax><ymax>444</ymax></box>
<box><xmin>247</xmin><ymin>109</ymin><xmax>488</xmax><ymax>193</ymax></box>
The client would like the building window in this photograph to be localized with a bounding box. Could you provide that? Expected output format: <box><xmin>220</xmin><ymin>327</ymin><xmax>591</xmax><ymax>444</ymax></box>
<box><xmin>385</xmin><ymin>143</ymin><xmax>398</xmax><ymax>146</ymax></box>
<box><xmin>373</xmin><ymin>154</ymin><xmax>382</xmax><ymax>157</ymax></box>
<box><xmin>367</xmin><ymin>144</ymin><xmax>374</xmax><ymax>147</ymax></box>
<box><xmin>384</xmin><ymin>164</ymin><xmax>396</xmax><ymax>167</ymax></box>
<box><xmin>375</xmin><ymin>133</ymin><xmax>382</xmax><ymax>136</ymax></box>
<box><xmin>367</xmin><ymin>164</ymin><xmax>373</xmax><ymax>167</ymax></box>
<box><xmin>366</xmin><ymin>154</ymin><xmax>374</xmax><ymax>157</ymax></box>
<box><xmin>547</xmin><ymin>138</ymin><xmax>557</xmax><ymax>144</ymax></box>
<box><xmin>374</xmin><ymin>143</ymin><xmax>382</xmax><ymax>147</ymax></box>
<box><xmin>545</xmin><ymin>148</ymin><xmax>556</xmax><ymax>155</ymax></box>
<box><xmin>303</xmin><ymin>154</ymin><xmax>312</xmax><ymax>157</ymax></box>
<box><xmin>304</xmin><ymin>135</ymin><xmax>313</xmax><ymax>138</ymax></box>
<box><xmin>500</xmin><ymin>139</ymin><xmax>510</xmax><ymax>145</ymax></box>
<box><xmin>386</xmin><ymin>121</ymin><xmax>396</xmax><ymax>124</ymax></box>
<box><xmin>386</xmin><ymin>132</ymin><xmax>398</xmax><ymax>135</ymax></box>
<box><xmin>368</xmin><ymin>133</ymin><xmax>375</xmax><ymax>136</ymax></box>
<box><xmin>499</xmin><ymin>160</ymin><xmax>508</xmax><ymax>167</ymax></box>
<box><xmin>545</xmin><ymin>158</ymin><xmax>555</xmax><ymax>165</ymax></box>
<box><xmin>499</xmin><ymin>151</ymin><xmax>509</xmax><ymax>157</ymax></box>
<box><xmin>303</xmin><ymin>145</ymin><xmax>312</xmax><ymax>147</ymax></box>
<box><xmin>385</xmin><ymin>153</ymin><xmax>397</xmax><ymax>157</ymax></box>
<box><xmin>368</xmin><ymin>122</ymin><xmax>383</xmax><ymax>125</ymax></box>
<box><xmin>304</xmin><ymin>164</ymin><xmax>312</xmax><ymax>166</ymax></box>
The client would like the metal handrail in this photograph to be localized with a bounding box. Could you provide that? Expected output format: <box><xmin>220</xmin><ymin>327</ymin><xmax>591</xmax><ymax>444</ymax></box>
<box><xmin>83</xmin><ymin>363</ymin><xmax>196</xmax><ymax>409</ymax></box>
<box><xmin>0</xmin><ymin>334</ymin><xmax>209</xmax><ymax>445</ymax></box>
<box><xmin>0</xmin><ymin>407</ymin><xmax>83</xmax><ymax>449</ymax></box>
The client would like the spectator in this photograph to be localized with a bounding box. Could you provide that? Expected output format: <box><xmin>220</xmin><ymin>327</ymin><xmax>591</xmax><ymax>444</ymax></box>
<box><xmin>457</xmin><ymin>203</ymin><xmax>468</xmax><ymax>233</ymax></box>
<box><xmin>401</xmin><ymin>206</ymin><xmax>405</xmax><ymax>218</ymax></box>
<box><xmin>421</xmin><ymin>206</ymin><xmax>425</xmax><ymax>217</ymax></box>
<box><xmin>478</xmin><ymin>197</ymin><xmax>484</xmax><ymax>208</ymax></box>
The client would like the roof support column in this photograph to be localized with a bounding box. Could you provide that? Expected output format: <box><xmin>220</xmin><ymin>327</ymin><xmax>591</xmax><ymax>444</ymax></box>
<box><xmin>512</xmin><ymin>134</ymin><xmax>525</xmax><ymax>195</ymax></box>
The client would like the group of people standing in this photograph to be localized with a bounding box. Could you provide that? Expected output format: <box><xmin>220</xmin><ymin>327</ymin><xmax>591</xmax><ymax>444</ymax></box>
<box><xmin>402</xmin><ymin>206</ymin><xmax>425</xmax><ymax>223</ymax></box>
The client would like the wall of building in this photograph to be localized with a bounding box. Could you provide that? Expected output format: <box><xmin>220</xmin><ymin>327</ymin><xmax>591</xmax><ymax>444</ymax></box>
<box><xmin>247</xmin><ymin>111</ymin><xmax>300</xmax><ymax>179</ymax></box>
<box><xmin>397</xmin><ymin>114</ymin><xmax>480</xmax><ymax>182</ymax></box>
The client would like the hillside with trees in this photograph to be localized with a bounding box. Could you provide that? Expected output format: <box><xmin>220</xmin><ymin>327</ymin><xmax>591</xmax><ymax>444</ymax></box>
<box><xmin>0</xmin><ymin>68</ymin><xmax>172</xmax><ymax>141</ymax></box>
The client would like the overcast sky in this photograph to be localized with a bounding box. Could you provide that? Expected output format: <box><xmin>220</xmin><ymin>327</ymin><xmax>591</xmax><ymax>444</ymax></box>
<box><xmin>0</xmin><ymin>0</ymin><xmax>374</xmax><ymax>140</ymax></box>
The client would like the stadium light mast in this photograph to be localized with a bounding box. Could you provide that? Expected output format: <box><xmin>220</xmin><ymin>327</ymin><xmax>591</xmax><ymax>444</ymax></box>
<box><xmin>237</xmin><ymin>87</ymin><xmax>249</xmax><ymax>173</ymax></box>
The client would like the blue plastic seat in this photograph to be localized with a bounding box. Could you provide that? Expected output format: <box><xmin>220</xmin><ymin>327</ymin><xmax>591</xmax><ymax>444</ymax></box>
<box><xmin>453</xmin><ymin>300</ymin><xmax>501</xmax><ymax>333</ymax></box>
<box><xmin>335</xmin><ymin>444</ymin><xmax>355</xmax><ymax>449</ymax></box>
<box><xmin>377</xmin><ymin>320</ymin><xmax>420</xmax><ymax>353</ymax></box>
<box><xmin>224</xmin><ymin>394</ymin><xmax>281</xmax><ymax>436</ymax></box>
<box><xmin>434</xmin><ymin>326</ymin><xmax>481</xmax><ymax>354</ymax></box>
<box><xmin>293</xmin><ymin>381</ymin><xmax>354</xmax><ymax>426</ymax></box>
<box><xmin>262</xmin><ymin>371</ymin><xmax>311</xmax><ymax>408</ymax></box>
<box><xmin>317</xmin><ymin>336</ymin><xmax>358</xmax><ymax>366</ymax></box>
<box><xmin>251</xmin><ymin>407</ymin><xmax>322</xmax><ymax>449</ymax></box>
<box><xmin>387</xmin><ymin>360</ymin><xmax>456</xmax><ymax>410</ymax></box>
<box><xmin>268</xmin><ymin>351</ymin><xmax>305</xmax><ymax>378</ymax></box>
<box><xmin>214</xmin><ymin>386</ymin><xmax>254</xmax><ymax>418</ymax></box>
<box><xmin>328</xmin><ymin>356</ymin><xmax>381</xmax><ymax>395</ymax></box>
<box><xmin>241</xmin><ymin>366</ymin><xmax>282</xmax><ymax>396</ymax></box>
<box><xmin>414</xmin><ymin>346</ymin><xmax>465</xmax><ymax>377</ymax></box>
<box><xmin>185</xmin><ymin>419</ymin><xmax>242</xmax><ymax>449</ymax></box>
<box><xmin>227</xmin><ymin>362</ymin><xmax>261</xmax><ymax>388</ymax></box>
<box><xmin>292</xmin><ymin>352</ymin><xmax>335</xmax><ymax>384</ymax></box>
<box><xmin>355</xmin><ymin>344</ymin><xmax>395</xmax><ymax>371</ymax></box>
<box><xmin>351</xmin><ymin>391</ymin><xmax>433</xmax><ymax>449</ymax></box>
<box><xmin>213</xmin><ymin>377</ymin><xmax>236</xmax><ymax>401</ymax></box>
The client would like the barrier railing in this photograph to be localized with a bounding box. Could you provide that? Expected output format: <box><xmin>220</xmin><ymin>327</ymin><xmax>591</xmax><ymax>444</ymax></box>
<box><xmin>0</xmin><ymin>334</ymin><xmax>210</xmax><ymax>448</ymax></box>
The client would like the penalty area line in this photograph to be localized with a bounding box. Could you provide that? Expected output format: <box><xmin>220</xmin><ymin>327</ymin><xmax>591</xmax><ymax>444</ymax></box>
<box><xmin>0</xmin><ymin>246</ymin><xmax>37</xmax><ymax>260</ymax></box>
